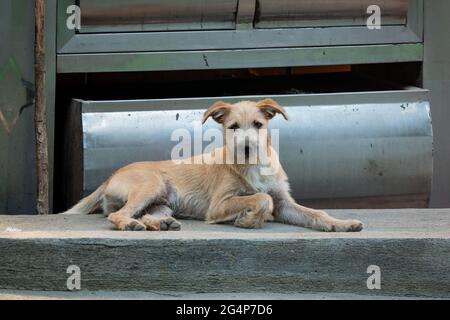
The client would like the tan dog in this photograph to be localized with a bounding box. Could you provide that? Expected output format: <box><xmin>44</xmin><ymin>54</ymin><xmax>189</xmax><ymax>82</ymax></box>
<box><xmin>63</xmin><ymin>99</ymin><xmax>363</xmax><ymax>233</ymax></box>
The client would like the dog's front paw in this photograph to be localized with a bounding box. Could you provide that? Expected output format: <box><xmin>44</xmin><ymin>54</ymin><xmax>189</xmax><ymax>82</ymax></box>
<box><xmin>234</xmin><ymin>210</ymin><xmax>265</xmax><ymax>229</ymax></box>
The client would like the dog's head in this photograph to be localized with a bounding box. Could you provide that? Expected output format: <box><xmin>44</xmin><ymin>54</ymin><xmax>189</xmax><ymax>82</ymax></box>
<box><xmin>202</xmin><ymin>99</ymin><xmax>288</xmax><ymax>164</ymax></box>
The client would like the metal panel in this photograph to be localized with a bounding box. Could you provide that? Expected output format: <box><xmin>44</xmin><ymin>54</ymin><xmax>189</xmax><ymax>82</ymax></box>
<box><xmin>78</xmin><ymin>0</ymin><xmax>239</xmax><ymax>33</ymax></box>
<box><xmin>57</xmin><ymin>44</ymin><xmax>423</xmax><ymax>73</ymax></box>
<box><xmin>72</xmin><ymin>89</ymin><xmax>432</xmax><ymax>206</ymax></box>
<box><xmin>58</xmin><ymin>25</ymin><xmax>422</xmax><ymax>54</ymax></box>
<box><xmin>255</xmin><ymin>0</ymin><xmax>408</xmax><ymax>28</ymax></box>
<box><xmin>423</xmin><ymin>0</ymin><xmax>450</xmax><ymax>207</ymax></box>
<box><xmin>77</xmin><ymin>0</ymin><xmax>409</xmax><ymax>32</ymax></box>
<box><xmin>0</xmin><ymin>1</ymin><xmax>36</xmax><ymax>213</ymax></box>
<box><xmin>57</xmin><ymin>0</ymin><xmax>423</xmax><ymax>55</ymax></box>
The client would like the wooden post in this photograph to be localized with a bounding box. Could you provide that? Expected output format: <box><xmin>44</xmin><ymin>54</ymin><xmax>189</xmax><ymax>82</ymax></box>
<box><xmin>34</xmin><ymin>0</ymin><xmax>49</xmax><ymax>215</ymax></box>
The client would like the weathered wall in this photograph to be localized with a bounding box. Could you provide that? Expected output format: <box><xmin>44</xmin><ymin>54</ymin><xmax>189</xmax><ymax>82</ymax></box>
<box><xmin>0</xmin><ymin>0</ymin><xmax>37</xmax><ymax>213</ymax></box>
<box><xmin>424</xmin><ymin>0</ymin><xmax>450</xmax><ymax>207</ymax></box>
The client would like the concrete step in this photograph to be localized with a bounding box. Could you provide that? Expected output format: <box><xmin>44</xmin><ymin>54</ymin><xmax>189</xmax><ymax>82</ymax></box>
<box><xmin>0</xmin><ymin>209</ymin><xmax>449</xmax><ymax>298</ymax></box>
<box><xmin>0</xmin><ymin>290</ymin><xmax>437</xmax><ymax>300</ymax></box>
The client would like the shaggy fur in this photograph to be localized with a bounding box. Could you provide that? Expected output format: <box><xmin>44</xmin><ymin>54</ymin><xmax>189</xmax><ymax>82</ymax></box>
<box><xmin>63</xmin><ymin>99</ymin><xmax>363</xmax><ymax>232</ymax></box>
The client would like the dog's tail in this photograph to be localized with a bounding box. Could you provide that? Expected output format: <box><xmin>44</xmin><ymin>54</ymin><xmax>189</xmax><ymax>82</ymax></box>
<box><xmin>61</xmin><ymin>182</ymin><xmax>107</xmax><ymax>215</ymax></box>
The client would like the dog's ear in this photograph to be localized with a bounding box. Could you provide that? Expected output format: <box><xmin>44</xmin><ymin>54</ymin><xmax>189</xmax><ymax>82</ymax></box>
<box><xmin>202</xmin><ymin>101</ymin><xmax>231</xmax><ymax>124</ymax></box>
<box><xmin>256</xmin><ymin>98</ymin><xmax>289</xmax><ymax>121</ymax></box>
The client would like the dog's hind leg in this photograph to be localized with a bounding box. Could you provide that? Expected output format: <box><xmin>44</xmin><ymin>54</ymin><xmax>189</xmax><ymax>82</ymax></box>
<box><xmin>139</xmin><ymin>205</ymin><xmax>181</xmax><ymax>231</ymax></box>
<box><xmin>102</xmin><ymin>195</ymin><xmax>123</xmax><ymax>217</ymax></box>
<box><xmin>107</xmin><ymin>183</ymin><xmax>165</xmax><ymax>231</ymax></box>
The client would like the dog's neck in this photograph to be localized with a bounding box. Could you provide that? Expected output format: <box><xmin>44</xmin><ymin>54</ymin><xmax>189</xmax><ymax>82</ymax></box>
<box><xmin>229</xmin><ymin>163</ymin><xmax>254</xmax><ymax>175</ymax></box>
<box><xmin>226</xmin><ymin>164</ymin><xmax>259</xmax><ymax>192</ymax></box>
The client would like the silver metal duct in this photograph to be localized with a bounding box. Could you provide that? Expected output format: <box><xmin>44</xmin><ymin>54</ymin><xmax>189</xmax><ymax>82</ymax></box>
<box><xmin>255</xmin><ymin>0</ymin><xmax>408</xmax><ymax>28</ymax></box>
<box><xmin>66</xmin><ymin>88</ymin><xmax>432</xmax><ymax>208</ymax></box>
<box><xmin>79</xmin><ymin>0</ymin><xmax>239</xmax><ymax>32</ymax></box>
<box><xmin>78</xmin><ymin>0</ymin><xmax>408</xmax><ymax>32</ymax></box>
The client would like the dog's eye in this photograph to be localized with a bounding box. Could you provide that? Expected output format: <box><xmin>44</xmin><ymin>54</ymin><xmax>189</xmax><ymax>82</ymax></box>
<box><xmin>228</xmin><ymin>123</ymin><xmax>240</xmax><ymax>130</ymax></box>
<box><xmin>253</xmin><ymin>121</ymin><xmax>263</xmax><ymax>129</ymax></box>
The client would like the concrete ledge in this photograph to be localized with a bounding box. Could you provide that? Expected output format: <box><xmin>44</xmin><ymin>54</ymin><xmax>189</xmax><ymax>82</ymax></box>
<box><xmin>0</xmin><ymin>290</ymin><xmax>439</xmax><ymax>300</ymax></box>
<box><xmin>0</xmin><ymin>209</ymin><xmax>449</xmax><ymax>298</ymax></box>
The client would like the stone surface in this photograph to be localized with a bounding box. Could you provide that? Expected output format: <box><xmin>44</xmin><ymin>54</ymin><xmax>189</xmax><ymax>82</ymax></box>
<box><xmin>0</xmin><ymin>290</ymin><xmax>439</xmax><ymax>300</ymax></box>
<box><xmin>0</xmin><ymin>210</ymin><xmax>449</xmax><ymax>298</ymax></box>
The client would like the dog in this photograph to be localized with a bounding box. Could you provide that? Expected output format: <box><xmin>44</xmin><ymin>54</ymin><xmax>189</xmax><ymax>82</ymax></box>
<box><xmin>63</xmin><ymin>98</ymin><xmax>363</xmax><ymax>233</ymax></box>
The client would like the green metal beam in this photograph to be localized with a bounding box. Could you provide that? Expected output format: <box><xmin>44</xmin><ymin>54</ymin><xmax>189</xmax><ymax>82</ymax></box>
<box><xmin>57</xmin><ymin>44</ymin><xmax>424</xmax><ymax>74</ymax></box>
